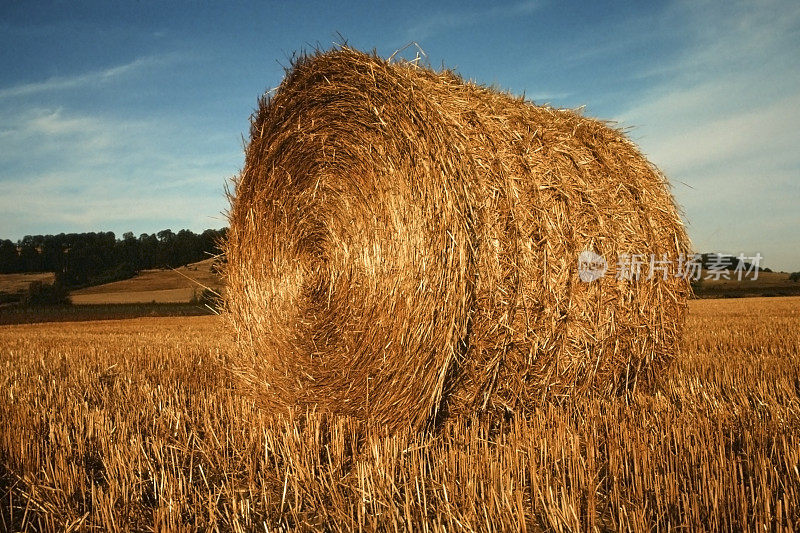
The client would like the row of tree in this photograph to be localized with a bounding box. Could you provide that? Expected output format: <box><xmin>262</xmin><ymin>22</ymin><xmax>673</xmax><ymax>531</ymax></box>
<box><xmin>0</xmin><ymin>228</ymin><xmax>226</xmax><ymax>288</ymax></box>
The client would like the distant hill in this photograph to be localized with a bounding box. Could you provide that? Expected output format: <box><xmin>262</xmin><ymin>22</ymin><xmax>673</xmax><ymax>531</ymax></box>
<box><xmin>693</xmin><ymin>270</ymin><xmax>800</xmax><ymax>298</ymax></box>
<box><xmin>70</xmin><ymin>258</ymin><xmax>223</xmax><ymax>304</ymax></box>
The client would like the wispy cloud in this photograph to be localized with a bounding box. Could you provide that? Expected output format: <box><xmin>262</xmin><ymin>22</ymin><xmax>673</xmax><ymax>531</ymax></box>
<box><xmin>0</xmin><ymin>105</ymin><xmax>234</xmax><ymax>237</ymax></box>
<box><xmin>621</xmin><ymin>87</ymin><xmax>800</xmax><ymax>176</ymax></box>
<box><xmin>0</xmin><ymin>55</ymin><xmax>175</xmax><ymax>99</ymax></box>
<box><xmin>617</xmin><ymin>0</ymin><xmax>800</xmax><ymax>271</ymax></box>
<box><xmin>404</xmin><ymin>1</ymin><xmax>540</xmax><ymax>42</ymax></box>
<box><xmin>633</xmin><ymin>1</ymin><xmax>800</xmax><ymax>82</ymax></box>
<box><xmin>0</xmin><ymin>169</ymin><xmax>227</xmax><ymax>230</ymax></box>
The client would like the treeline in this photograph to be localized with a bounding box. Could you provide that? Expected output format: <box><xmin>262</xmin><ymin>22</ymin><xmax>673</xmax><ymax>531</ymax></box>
<box><xmin>0</xmin><ymin>229</ymin><xmax>226</xmax><ymax>287</ymax></box>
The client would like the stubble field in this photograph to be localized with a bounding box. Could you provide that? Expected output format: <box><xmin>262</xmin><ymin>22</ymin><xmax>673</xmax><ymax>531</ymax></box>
<box><xmin>1</xmin><ymin>297</ymin><xmax>799</xmax><ymax>531</ymax></box>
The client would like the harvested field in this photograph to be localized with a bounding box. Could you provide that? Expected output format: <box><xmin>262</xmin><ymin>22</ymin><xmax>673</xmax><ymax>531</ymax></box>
<box><xmin>71</xmin><ymin>287</ymin><xmax>200</xmax><ymax>305</ymax></box>
<box><xmin>70</xmin><ymin>258</ymin><xmax>222</xmax><ymax>304</ymax></box>
<box><xmin>1</xmin><ymin>297</ymin><xmax>798</xmax><ymax>530</ymax></box>
<box><xmin>0</xmin><ymin>272</ymin><xmax>55</xmax><ymax>294</ymax></box>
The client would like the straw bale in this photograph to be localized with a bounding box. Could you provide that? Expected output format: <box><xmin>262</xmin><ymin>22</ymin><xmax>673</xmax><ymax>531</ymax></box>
<box><xmin>225</xmin><ymin>48</ymin><xmax>691</xmax><ymax>429</ymax></box>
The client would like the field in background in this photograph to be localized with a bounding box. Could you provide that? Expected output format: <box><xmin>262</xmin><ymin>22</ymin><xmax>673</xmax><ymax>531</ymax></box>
<box><xmin>2</xmin><ymin>262</ymin><xmax>797</xmax><ymax>308</ymax></box>
<box><xmin>697</xmin><ymin>269</ymin><xmax>800</xmax><ymax>298</ymax></box>
<box><xmin>69</xmin><ymin>258</ymin><xmax>222</xmax><ymax>304</ymax></box>
<box><xmin>0</xmin><ymin>272</ymin><xmax>55</xmax><ymax>294</ymax></box>
<box><xmin>1</xmin><ymin>297</ymin><xmax>799</xmax><ymax>530</ymax></box>
<box><xmin>0</xmin><ymin>303</ymin><xmax>215</xmax><ymax>326</ymax></box>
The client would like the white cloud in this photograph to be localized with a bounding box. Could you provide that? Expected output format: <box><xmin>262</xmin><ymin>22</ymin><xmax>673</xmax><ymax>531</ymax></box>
<box><xmin>0</xmin><ymin>169</ymin><xmax>225</xmax><ymax>227</ymax></box>
<box><xmin>0</xmin><ymin>105</ymin><xmax>234</xmax><ymax>238</ymax></box>
<box><xmin>622</xmin><ymin>88</ymin><xmax>800</xmax><ymax>176</ymax></box>
<box><xmin>0</xmin><ymin>55</ymin><xmax>175</xmax><ymax>100</ymax></box>
<box><xmin>616</xmin><ymin>0</ymin><xmax>800</xmax><ymax>271</ymax></box>
<box><xmin>0</xmin><ymin>108</ymin><xmax>141</xmax><ymax>171</ymax></box>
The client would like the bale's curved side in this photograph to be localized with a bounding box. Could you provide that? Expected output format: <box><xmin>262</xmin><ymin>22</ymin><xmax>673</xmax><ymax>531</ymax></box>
<box><xmin>225</xmin><ymin>48</ymin><xmax>691</xmax><ymax>430</ymax></box>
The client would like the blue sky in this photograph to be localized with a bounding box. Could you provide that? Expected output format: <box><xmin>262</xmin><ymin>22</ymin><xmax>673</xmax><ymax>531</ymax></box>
<box><xmin>0</xmin><ymin>0</ymin><xmax>798</xmax><ymax>271</ymax></box>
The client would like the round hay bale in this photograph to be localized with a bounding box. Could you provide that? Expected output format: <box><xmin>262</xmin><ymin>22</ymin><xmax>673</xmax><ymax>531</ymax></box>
<box><xmin>225</xmin><ymin>47</ymin><xmax>691</xmax><ymax>430</ymax></box>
